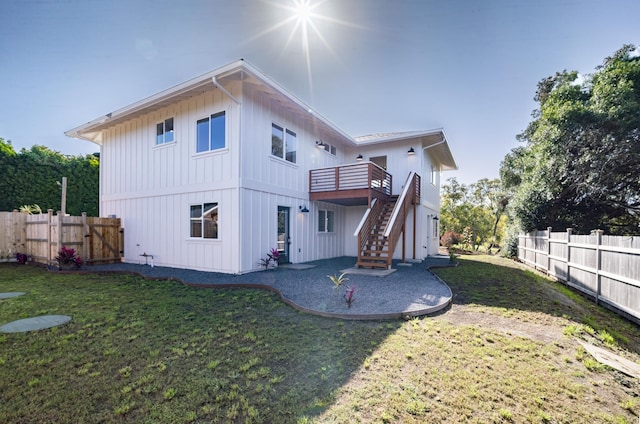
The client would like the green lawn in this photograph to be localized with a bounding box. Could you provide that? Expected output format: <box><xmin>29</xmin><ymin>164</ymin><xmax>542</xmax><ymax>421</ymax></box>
<box><xmin>0</xmin><ymin>257</ymin><xmax>638</xmax><ymax>423</ymax></box>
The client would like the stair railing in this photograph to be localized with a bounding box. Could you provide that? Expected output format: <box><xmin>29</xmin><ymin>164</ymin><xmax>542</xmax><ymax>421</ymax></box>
<box><xmin>356</xmin><ymin>198</ymin><xmax>384</xmax><ymax>258</ymax></box>
<box><xmin>382</xmin><ymin>172</ymin><xmax>420</xmax><ymax>266</ymax></box>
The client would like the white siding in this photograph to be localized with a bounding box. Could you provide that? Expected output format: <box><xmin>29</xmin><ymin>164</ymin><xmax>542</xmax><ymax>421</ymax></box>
<box><xmin>99</xmin><ymin>83</ymin><xmax>242</xmax><ymax>272</ymax></box>
<box><xmin>97</xmin><ymin>75</ymin><xmax>447</xmax><ymax>273</ymax></box>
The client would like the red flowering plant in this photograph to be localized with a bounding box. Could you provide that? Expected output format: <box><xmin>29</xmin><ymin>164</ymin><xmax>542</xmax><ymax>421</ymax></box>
<box><xmin>55</xmin><ymin>246</ymin><xmax>83</xmax><ymax>270</ymax></box>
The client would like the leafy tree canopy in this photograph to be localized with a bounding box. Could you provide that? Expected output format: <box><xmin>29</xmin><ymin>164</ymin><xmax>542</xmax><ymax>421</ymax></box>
<box><xmin>500</xmin><ymin>44</ymin><xmax>640</xmax><ymax>236</ymax></box>
<box><xmin>0</xmin><ymin>138</ymin><xmax>99</xmax><ymax>216</ymax></box>
<box><xmin>440</xmin><ymin>177</ymin><xmax>508</xmax><ymax>251</ymax></box>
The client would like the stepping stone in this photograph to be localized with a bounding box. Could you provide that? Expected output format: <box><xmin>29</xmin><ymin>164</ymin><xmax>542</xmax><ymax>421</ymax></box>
<box><xmin>0</xmin><ymin>315</ymin><xmax>72</xmax><ymax>333</ymax></box>
<box><xmin>0</xmin><ymin>292</ymin><xmax>26</xmax><ymax>299</ymax></box>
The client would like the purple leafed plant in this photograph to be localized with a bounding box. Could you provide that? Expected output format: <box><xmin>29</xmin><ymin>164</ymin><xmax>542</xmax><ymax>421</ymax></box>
<box><xmin>269</xmin><ymin>248</ymin><xmax>280</xmax><ymax>262</ymax></box>
<box><xmin>16</xmin><ymin>253</ymin><xmax>28</xmax><ymax>264</ymax></box>
<box><xmin>259</xmin><ymin>248</ymin><xmax>280</xmax><ymax>270</ymax></box>
<box><xmin>344</xmin><ymin>285</ymin><xmax>357</xmax><ymax>308</ymax></box>
<box><xmin>55</xmin><ymin>246</ymin><xmax>83</xmax><ymax>269</ymax></box>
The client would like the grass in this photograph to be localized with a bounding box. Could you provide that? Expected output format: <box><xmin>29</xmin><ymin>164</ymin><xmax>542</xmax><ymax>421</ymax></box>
<box><xmin>1</xmin><ymin>256</ymin><xmax>639</xmax><ymax>423</ymax></box>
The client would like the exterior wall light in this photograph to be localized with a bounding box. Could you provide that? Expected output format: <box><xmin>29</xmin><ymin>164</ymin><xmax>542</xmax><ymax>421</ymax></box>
<box><xmin>316</xmin><ymin>141</ymin><xmax>325</xmax><ymax>149</ymax></box>
<box><xmin>356</xmin><ymin>154</ymin><xmax>363</xmax><ymax>161</ymax></box>
<box><xmin>299</xmin><ymin>205</ymin><xmax>309</xmax><ymax>213</ymax></box>
<box><xmin>408</xmin><ymin>147</ymin><xmax>415</xmax><ymax>155</ymax></box>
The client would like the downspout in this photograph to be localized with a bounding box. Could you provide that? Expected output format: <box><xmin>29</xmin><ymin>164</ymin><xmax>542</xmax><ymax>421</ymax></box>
<box><xmin>212</xmin><ymin>75</ymin><xmax>242</xmax><ymax>272</ymax></box>
<box><xmin>211</xmin><ymin>76</ymin><xmax>240</xmax><ymax>105</ymax></box>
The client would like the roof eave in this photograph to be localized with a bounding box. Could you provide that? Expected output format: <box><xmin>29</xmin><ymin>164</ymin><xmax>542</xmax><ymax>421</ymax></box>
<box><xmin>65</xmin><ymin>59</ymin><xmax>356</xmax><ymax>146</ymax></box>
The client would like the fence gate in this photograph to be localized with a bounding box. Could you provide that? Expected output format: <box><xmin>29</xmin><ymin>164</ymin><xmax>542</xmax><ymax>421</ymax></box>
<box><xmin>0</xmin><ymin>210</ymin><xmax>123</xmax><ymax>266</ymax></box>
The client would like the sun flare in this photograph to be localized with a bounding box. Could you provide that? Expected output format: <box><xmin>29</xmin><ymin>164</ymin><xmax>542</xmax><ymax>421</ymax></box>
<box><xmin>248</xmin><ymin>0</ymin><xmax>363</xmax><ymax>100</ymax></box>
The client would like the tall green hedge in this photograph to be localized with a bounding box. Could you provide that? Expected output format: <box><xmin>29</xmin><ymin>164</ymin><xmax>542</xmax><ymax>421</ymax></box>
<box><xmin>0</xmin><ymin>138</ymin><xmax>99</xmax><ymax>216</ymax></box>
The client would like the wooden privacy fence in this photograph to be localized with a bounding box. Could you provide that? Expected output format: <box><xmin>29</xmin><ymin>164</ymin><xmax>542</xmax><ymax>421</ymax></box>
<box><xmin>518</xmin><ymin>228</ymin><xmax>640</xmax><ymax>324</ymax></box>
<box><xmin>0</xmin><ymin>210</ymin><xmax>123</xmax><ymax>266</ymax></box>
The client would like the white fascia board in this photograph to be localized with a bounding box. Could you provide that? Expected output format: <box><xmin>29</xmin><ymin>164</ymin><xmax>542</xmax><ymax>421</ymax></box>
<box><xmin>354</xmin><ymin>129</ymin><xmax>444</xmax><ymax>146</ymax></box>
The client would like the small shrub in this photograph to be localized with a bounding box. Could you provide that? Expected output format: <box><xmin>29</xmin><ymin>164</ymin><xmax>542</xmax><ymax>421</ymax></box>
<box><xmin>440</xmin><ymin>231</ymin><xmax>462</xmax><ymax>248</ymax></box>
<box><xmin>328</xmin><ymin>273</ymin><xmax>348</xmax><ymax>290</ymax></box>
<box><xmin>344</xmin><ymin>285</ymin><xmax>357</xmax><ymax>308</ymax></box>
<box><xmin>55</xmin><ymin>246</ymin><xmax>82</xmax><ymax>269</ymax></box>
<box><xmin>259</xmin><ymin>248</ymin><xmax>280</xmax><ymax>269</ymax></box>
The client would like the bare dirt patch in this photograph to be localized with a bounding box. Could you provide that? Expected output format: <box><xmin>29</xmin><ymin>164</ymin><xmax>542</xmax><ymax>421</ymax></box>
<box><xmin>434</xmin><ymin>304</ymin><xmax>567</xmax><ymax>344</ymax></box>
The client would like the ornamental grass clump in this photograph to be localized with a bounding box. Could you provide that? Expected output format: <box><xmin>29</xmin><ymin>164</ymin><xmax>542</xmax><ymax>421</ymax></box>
<box><xmin>55</xmin><ymin>246</ymin><xmax>83</xmax><ymax>270</ymax></box>
<box><xmin>328</xmin><ymin>273</ymin><xmax>357</xmax><ymax>308</ymax></box>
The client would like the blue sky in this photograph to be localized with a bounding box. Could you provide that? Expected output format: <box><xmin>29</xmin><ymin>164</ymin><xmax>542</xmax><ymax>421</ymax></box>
<box><xmin>1</xmin><ymin>0</ymin><xmax>639</xmax><ymax>185</ymax></box>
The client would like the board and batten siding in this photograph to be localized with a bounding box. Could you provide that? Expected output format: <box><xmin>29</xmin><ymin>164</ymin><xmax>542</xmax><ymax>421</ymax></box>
<box><xmin>238</xmin><ymin>189</ymin><xmax>345</xmax><ymax>272</ymax></box>
<box><xmin>237</xmin><ymin>83</ymin><xmax>347</xmax><ymax>270</ymax></box>
<box><xmin>240</xmin><ymin>84</ymin><xmax>344</xmax><ymax>194</ymax></box>
<box><xmin>101</xmin><ymin>188</ymin><xmax>238</xmax><ymax>273</ymax></box>
<box><xmin>98</xmin><ymin>83</ymin><xmax>243</xmax><ymax>273</ymax></box>
<box><xmin>100</xmin><ymin>88</ymin><xmax>239</xmax><ymax>200</ymax></box>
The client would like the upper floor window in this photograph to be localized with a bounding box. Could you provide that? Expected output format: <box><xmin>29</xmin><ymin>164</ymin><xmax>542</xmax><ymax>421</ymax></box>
<box><xmin>156</xmin><ymin>118</ymin><xmax>174</xmax><ymax>145</ymax></box>
<box><xmin>318</xmin><ymin>210</ymin><xmax>334</xmax><ymax>233</ymax></box>
<box><xmin>190</xmin><ymin>202</ymin><xmax>219</xmax><ymax>239</ymax></box>
<box><xmin>318</xmin><ymin>141</ymin><xmax>337</xmax><ymax>156</ymax></box>
<box><xmin>271</xmin><ymin>123</ymin><xmax>297</xmax><ymax>163</ymax></box>
<box><xmin>430</xmin><ymin>164</ymin><xmax>438</xmax><ymax>186</ymax></box>
<box><xmin>197</xmin><ymin>111</ymin><xmax>225</xmax><ymax>153</ymax></box>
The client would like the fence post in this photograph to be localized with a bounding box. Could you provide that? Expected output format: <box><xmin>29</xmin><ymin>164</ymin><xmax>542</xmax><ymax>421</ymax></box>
<box><xmin>566</xmin><ymin>228</ymin><xmax>573</xmax><ymax>286</ymax></box>
<box><xmin>57</xmin><ymin>210</ymin><xmax>63</xmax><ymax>265</ymax></box>
<box><xmin>47</xmin><ymin>209</ymin><xmax>53</xmax><ymax>266</ymax></box>
<box><xmin>82</xmin><ymin>212</ymin><xmax>89</xmax><ymax>263</ymax></box>
<box><xmin>595</xmin><ymin>229</ymin><xmax>604</xmax><ymax>305</ymax></box>
<box><xmin>546</xmin><ymin>227</ymin><xmax>552</xmax><ymax>275</ymax></box>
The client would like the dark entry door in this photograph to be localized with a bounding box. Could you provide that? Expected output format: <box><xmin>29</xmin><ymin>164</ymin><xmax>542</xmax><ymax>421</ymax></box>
<box><xmin>277</xmin><ymin>206</ymin><xmax>291</xmax><ymax>264</ymax></box>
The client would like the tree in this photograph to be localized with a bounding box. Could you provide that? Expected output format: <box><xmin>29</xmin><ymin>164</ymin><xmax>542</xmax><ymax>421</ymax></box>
<box><xmin>440</xmin><ymin>177</ymin><xmax>508</xmax><ymax>252</ymax></box>
<box><xmin>501</xmin><ymin>45</ymin><xmax>640</xmax><ymax>243</ymax></box>
<box><xmin>0</xmin><ymin>139</ymin><xmax>99</xmax><ymax>215</ymax></box>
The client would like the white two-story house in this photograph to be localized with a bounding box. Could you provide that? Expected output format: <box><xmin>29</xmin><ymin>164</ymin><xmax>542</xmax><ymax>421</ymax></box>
<box><xmin>66</xmin><ymin>59</ymin><xmax>457</xmax><ymax>274</ymax></box>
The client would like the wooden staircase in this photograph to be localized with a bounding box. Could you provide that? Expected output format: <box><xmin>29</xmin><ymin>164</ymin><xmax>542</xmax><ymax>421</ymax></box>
<box><xmin>355</xmin><ymin>197</ymin><xmax>397</xmax><ymax>269</ymax></box>
<box><xmin>355</xmin><ymin>172</ymin><xmax>421</xmax><ymax>270</ymax></box>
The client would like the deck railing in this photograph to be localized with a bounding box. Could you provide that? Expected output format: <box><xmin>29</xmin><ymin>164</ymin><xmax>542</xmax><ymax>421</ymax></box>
<box><xmin>309</xmin><ymin>162</ymin><xmax>392</xmax><ymax>197</ymax></box>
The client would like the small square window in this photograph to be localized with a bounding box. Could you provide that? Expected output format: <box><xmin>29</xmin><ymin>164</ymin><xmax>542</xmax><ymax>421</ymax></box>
<box><xmin>156</xmin><ymin>117</ymin><xmax>174</xmax><ymax>145</ymax></box>
<box><xmin>190</xmin><ymin>202</ymin><xmax>219</xmax><ymax>239</ymax></box>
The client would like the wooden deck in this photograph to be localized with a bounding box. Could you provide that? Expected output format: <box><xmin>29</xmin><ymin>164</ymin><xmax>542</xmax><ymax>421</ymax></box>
<box><xmin>309</xmin><ymin>162</ymin><xmax>392</xmax><ymax>206</ymax></box>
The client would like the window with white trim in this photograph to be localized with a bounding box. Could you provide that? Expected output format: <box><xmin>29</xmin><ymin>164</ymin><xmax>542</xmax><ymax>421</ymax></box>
<box><xmin>156</xmin><ymin>117</ymin><xmax>174</xmax><ymax>145</ymax></box>
<box><xmin>319</xmin><ymin>141</ymin><xmax>337</xmax><ymax>156</ymax></box>
<box><xmin>318</xmin><ymin>210</ymin><xmax>334</xmax><ymax>233</ymax></box>
<box><xmin>430</xmin><ymin>164</ymin><xmax>438</xmax><ymax>186</ymax></box>
<box><xmin>196</xmin><ymin>111</ymin><xmax>225</xmax><ymax>153</ymax></box>
<box><xmin>190</xmin><ymin>202</ymin><xmax>219</xmax><ymax>239</ymax></box>
<box><xmin>271</xmin><ymin>123</ymin><xmax>297</xmax><ymax>163</ymax></box>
